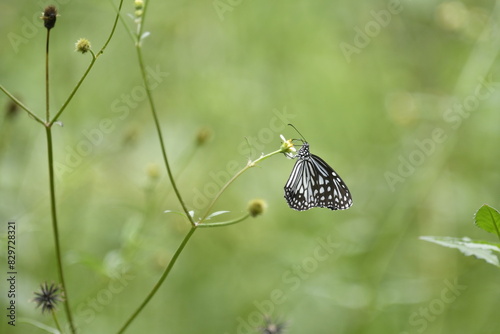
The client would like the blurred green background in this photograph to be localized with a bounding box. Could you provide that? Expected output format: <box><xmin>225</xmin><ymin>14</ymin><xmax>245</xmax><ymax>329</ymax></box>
<box><xmin>1</xmin><ymin>0</ymin><xmax>500</xmax><ymax>333</ymax></box>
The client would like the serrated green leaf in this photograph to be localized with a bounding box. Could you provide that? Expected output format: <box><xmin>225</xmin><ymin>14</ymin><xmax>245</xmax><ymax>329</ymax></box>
<box><xmin>420</xmin><ymin>236</ymin><xmax>500</xmax><ymax>267</ymax></box>
<box><xmin>474</xmin><ymin>204</ymin><xmax>500</xmax><ymax>236</ymax></box>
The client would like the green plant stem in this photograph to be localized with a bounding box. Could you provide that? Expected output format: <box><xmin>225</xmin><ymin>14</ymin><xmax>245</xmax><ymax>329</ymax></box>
<box><xmin>45</xmin><ymin>127</ymin><xmax>76</xmax><ymax>334</ymax></box>
<box><xmin>135</xmin><ymin>40</ymin><xmax>194</xmax><ymax>226</ymax></box>
<box><xmin>117</xmin><ymin>4</ymin><xmax>286</xmax><ymax>332</ymax></box>
<box><xmin>198</xmin><ymin>213</ymin><xmax>251</xmax><ymax>228</ymax></box>
<box><xmin>114</xmin><ymin>4</ymin><xmax>136</xmax><ymax>42</ymax></box>
<box><xmin>49</xmin><ymin>50</ymin><xmax>96</xmax><ymax>125</ymax></box>
<box><xmin>116</xmin><ymin>226</ymin><xmax>197</xmax><ymax>334</ymax></box>
<box><xmin>114</xmin><ymin>5</ymin><xmax>202</xmax><ymax>330</ymax></box>
<box><xmin>116</xmin><ymin>119</ymin><xmax>283</xmax><ymax>332</ymax></box>
<box><xmin>98</xmin><ymin>0</ymin><xmax>124</xmax><ymax>57</ymax></box>
<box><xmin>198</xmin><ymin>149</ymin><xmax>283</xmax><ymax>225</ymax></box>
<box><xmin>0</xmin><ymin>85</ymin><xmax>45</xmax><ymax>125</ymax></box>
<box><xmin>122</xmin><ymin>149</ymin><xmax>281</xmax><ymax>332</ymax></box>
<box><xmin>1</xmin><ymin>0</ymin><xmax>124</xmax><ymax>125</ymax></box>
<box><xmin>0</xmin><ymin>4</ymin><xmax>127</xmax><ymax>334</ymax></box>
<box><xmin>51</xmin><ymin>310</ymin><xmax>62</xmax><ymax>334</ymax></box>
<box><xmin>45</xmin><ymin>29</ymin><xmax>50</xmax><ymax>121</ymax></box>
<box><xmin>50</xmin><ymin>0</ymin><xmax>124</xmax><ymax>125</ymax></box>
<box><xmin>114</xmin><ymin>3</ymin><xmax>200</xmax><ymax>331</ymax></box>
<box><xmin>44</xmin><ymin>21</ymin><xmax>75</xmax><ymax>334</ymax></box>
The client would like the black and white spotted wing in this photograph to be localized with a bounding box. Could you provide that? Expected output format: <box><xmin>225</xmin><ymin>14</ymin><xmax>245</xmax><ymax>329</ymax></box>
<box><xmin>284</xmin><ymin>143</ymin><xmax>353</xmax><ymax>211</ymax></box>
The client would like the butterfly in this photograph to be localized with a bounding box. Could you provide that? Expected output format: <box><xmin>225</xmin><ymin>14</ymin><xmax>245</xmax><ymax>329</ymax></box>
<box><xmin>284</xmin><ymin>140</ymin><xmax>353</xmax><ymax>211</ymax></box>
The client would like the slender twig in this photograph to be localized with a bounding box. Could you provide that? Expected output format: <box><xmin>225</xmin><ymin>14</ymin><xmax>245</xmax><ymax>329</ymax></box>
<box><xmin>133</xmin><ymin>2</ymin><xmax>194</xmax><ymax>226</ymax></box>
<box><xmin>113</xmin><ymin>0</ymin><xmax>204</xmax><ymax>215</ymax></box>
<box><xmin>198</xmin><ymin>213</ymin><xmax>251</xmax><ymax>228</ymax></box>
<box><xmin>198</xmin><ymin>149</ymin><xmax>283</xmax><ymax>224</ymax></box>
<box><xmin>43</xmin><ymin>4</ymin><xmax>125</xmax><ymax>334</ymax></box>
<box><xmin>49</xmin><ymin>0</ymin><xmax>125</xmax><ymax>125</ymax></box>
<box><xmin>51</xmin><ymin>310</ymin><xmax>62</xmax><ymax>334</ymax></box>
<box><xmin>0</xmin><ymin>85</ymin><xmax>45</xmax><ymax>125</ymax></box>
<box><xmin>114</xmin><ymin>4</ymin><xmax>136</xmax><ymax>42</ymax></box>
<box><xmin>97</xmin><ymin>0</ymin><xmax>125</xmax><ymax>57</ymax></box>
<box><xmin>116</xmin><ymin>147</ymin><xmax>283</xmax><ymax>332</ymax></box>
<box><xmin>49</xmin><ymin>50</ymin><xmax>96</xmax><ymax>125</ymax></box>
<box><xmin>115</xmin><ymin>3</ymin><xmax>287</xmax><ymax>332</ymax></box>
<box><xmin>45</xmin><ymin>29</ymin><xmax>50</xmax><ymax>121</ymax></box>
<box><xmin>116</xmin><ymin>226</ymin><xmax>197</xmax><ymax>334</ymax></box>
<box><xmin>136</xmin><ymin>47</ymin><xmax>194</xmax><ymax>226</ymax></box>
<box><xmin>45</xmin><ymin>127</ymin><xmax>76</xmax><ymax>334</ymax></box>
<box><xmin>115</xmin><ymin>3</ymin><xmax>197</xmax><ymax>329</ymax></box>
<box><xmin>43</xmin><ymin>19</ymin><xmax>76</xmax><ymax>333</ymax></box>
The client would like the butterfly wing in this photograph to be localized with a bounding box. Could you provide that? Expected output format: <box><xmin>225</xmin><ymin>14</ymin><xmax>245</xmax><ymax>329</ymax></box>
<box><xmin>284</xmin><ymin>159</ymin><xmax>316</xmax><ymax>211</ymax></box>
<box><xmin>284</xmin><ymin>153</ymin><xmax>353</xmax><ymax>211</ymax></box>
<box><xmin>309</xmin><ymin>154</ymin><xmax>353</xmax><ymax>210</ymax></box>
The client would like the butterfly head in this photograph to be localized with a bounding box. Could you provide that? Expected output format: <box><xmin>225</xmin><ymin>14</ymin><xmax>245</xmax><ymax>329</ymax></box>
<box><xmin>280</xmin><ymin>134</ymin><xmax>313</xmax><ymax>160</ymax></box>
<box><xmin>295</xmin><ymin>141</ymin><xmax>311</xmax><ymax>160</ymax></box>
<box><xmin>285</xmin><ymin>139</ymin><xmax>310</xmax><ymax>160</ymax></box>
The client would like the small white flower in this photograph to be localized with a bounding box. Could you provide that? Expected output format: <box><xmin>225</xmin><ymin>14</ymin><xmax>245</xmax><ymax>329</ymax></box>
<box><xmin>280</xmin><ymin>134</ymin><xmax>296</xmax><ymax>159</ymax></box>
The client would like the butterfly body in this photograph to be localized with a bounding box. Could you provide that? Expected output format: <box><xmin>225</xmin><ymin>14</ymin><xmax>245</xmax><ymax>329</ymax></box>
<box><xmin>284</xmin><ymin>142</ymin><xmax>353</xmax><ymax>211</ymax></box>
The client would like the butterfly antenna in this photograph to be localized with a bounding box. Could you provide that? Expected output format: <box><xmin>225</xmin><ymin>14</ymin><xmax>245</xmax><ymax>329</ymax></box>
<box><xmin>288</xmin><ymin>124</ymin><xmax>307</xmax><ymax>143</ymax></box>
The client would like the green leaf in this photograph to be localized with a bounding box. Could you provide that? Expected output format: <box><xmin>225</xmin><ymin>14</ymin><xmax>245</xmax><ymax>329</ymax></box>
<box><xmin>198</xmin><ymin>213</ymin><xmax>250</xmax><ymax>228</ymax></box>
<box><xmin>18</xmin><ymin>317</ymin><xmax>60</xmax><ymax>333</ymax></box>
<box><xmin>206</xmin><ymin>211</ymin><xmax>230</xmax><ymax>220</ymax></box>
<box><xmin>474</xmin><ymin>204</ymin><xmax>500</xmax><ymax>236</ymax></box>
<box><xmin>420</xmin><ymin>236</ymin><xmax>500</xmax><ymax>267</ymax></box>
<box><xmin>164</xmin><ymin>210</ymin><xmax>195</xmax><ymax>219</ymax></box>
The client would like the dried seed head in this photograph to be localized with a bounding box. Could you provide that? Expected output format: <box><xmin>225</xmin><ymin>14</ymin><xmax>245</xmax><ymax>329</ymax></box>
<box><xmin>42</xmin><ymin>6</ymin><xmax>58</xmax><ymax>30</ymax></box>
<box><xmin>260</xmin><ymin>316</ymin><xmax>286</xmax><ymax>334</ymax></box>
<box><xmin>33</xmin><ymin>282</ymin><xmax>64</xmax><ymax>314</ymax></box>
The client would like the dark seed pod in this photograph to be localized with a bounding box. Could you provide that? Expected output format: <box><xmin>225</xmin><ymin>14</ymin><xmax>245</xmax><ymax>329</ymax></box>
<box><xmin>42</xmin><ymin>6</ymin><xmax>58</xmax><ymax>30</ymax></box>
